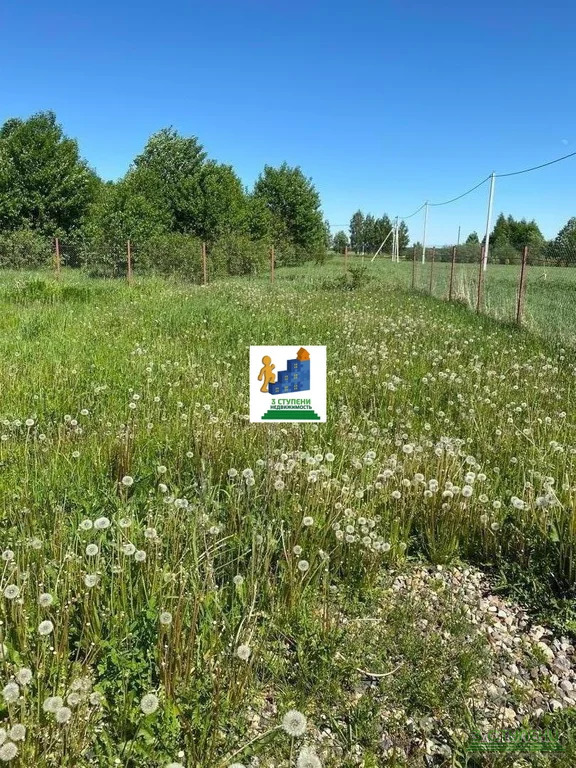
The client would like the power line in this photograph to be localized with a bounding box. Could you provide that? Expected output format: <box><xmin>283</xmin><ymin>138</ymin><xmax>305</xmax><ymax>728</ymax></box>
<box><xmin>395</xmin><ymin>149</ymin><xmax>576</xmax><ymax>220</ymax></box>
<box><xmin>429</xmin><ymin>175</ymin><xmax>491</xmax><ymax>207</ymax></box>
<box><xmin>496</xmin><ymin>150</ymin><xmax>576</xmax><ymax>178</ymax></box>
<box><xmin>398</xmin><ymin>202</ymin><xmax>427</xmax><ymax>220</ymax></box>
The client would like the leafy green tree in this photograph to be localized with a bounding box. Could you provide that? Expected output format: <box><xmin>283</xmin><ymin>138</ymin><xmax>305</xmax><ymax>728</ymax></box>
<box><xmin>0</xmin><ymin>111</ymin><xmax>100</xmax><ymax>235</ymax></box>
<box><xmin>195</xmin><ymin>162</ymin><xmax>247</xmax><ymax>242</ymax></box>
<box><xmin>373</xmin><ymin>215</ymin><xmax>392</xmax><ymax>252</ymax></box>
<box><xmin>252</xmin><ymin>163</ymin><xmax>325</xmax><ymax>258</ymax></box>
<box><xmin>333</xmin><ymin>231</ymin><xmax>349</xmax><ymax>253</ymax></box>
<box><xmin>466</xmin><ymin>231</ymin><xmax>480</xmax><ymax>243</ymax></box>
<box><xmin>349</xmin><ymin>211</ymin><xmax>365</xmax><ymax>252</ymax></box>
<box><xmin>128</xmin><ymin>127</ymin><xmax>207</xmax><ymax>234</ymax></box>
<box><xmin>490</xmin><ymin>213</ymin><xmax>511</xmax><ymax>247</ymax></box>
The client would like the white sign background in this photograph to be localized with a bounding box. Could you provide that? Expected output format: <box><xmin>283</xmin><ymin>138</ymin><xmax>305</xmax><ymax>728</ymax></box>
<box><xmin>249</xmin><ymin>345</ymin><xmax>327</xmax><ymax>423</ymax></box>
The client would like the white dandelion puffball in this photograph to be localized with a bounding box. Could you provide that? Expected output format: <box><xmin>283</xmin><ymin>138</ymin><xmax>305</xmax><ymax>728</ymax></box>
<box><xmin>2</xmin><ymin>682</ymin><xmax>19</xmax><ymax>704</ymax></box>
<box><xmin>16</xmin><ymin>668</ymin><xmax>32</xmax><ymax>686</ymax></box>
<box><xmin>325</xmin><ymin>452</ymin><xmax>335</xmax><ymax>462</ymax></box>
<box><xmin>233</xmin><ymin>574</ymin><xmax>244</xmax><ymax>586</ymax></box>
<box><xmin>38</xmin><ymin>620</ymin><xmax>54</xmax><ymax>636</ymax></box>
<box><xmin>134</xmin><ymin>550</ymin><xmax>147</xmax><ymax>562</ymax></box>
<box><xmin>282</xmin><ymin>709</ymin><xmax>307</xmax><ymax>736</ymax></box>
<box><xmin>89</xmin><ymin>691</ymin><xmax>103</xmax><ymax>706</ymax></box>
<box><xmin>8</xmin><ymin>724</ymin><xmax>25</xmax><ymax>742</ymax></box>
<box><xmin>157</xmin><ymin>465</ymin><xmax>167</xmax><ymax>474</ymax></box>
<box><xmin>0</xmin><ymin>742</ymin><xmax>18</xmax><ymax>761</ymax></box>
<box><xmin>39</xmin><ymin>592</ymin><xmax>53</xmax><ymax>607</ymax></box>
<box><xmin>1</xmin><ymin>550</ymin><xmax>14</xmax><ymax>562</ymax></box>
<box><xmin>297</xmin><ymin>747</ymin><xmax>322</xmax><ymax>768</ymax></box>
<box><xmin>122</xmin><ymin>543</ymin><xmax>136</xmax><ymax>556</ymax></box>
<box><xmin>236</xmin><ymin>644</ymin><xmax>251</xmax><ymax>661</ymax></box>
<box><xmin>55</xmin><ymin>706</ymin><xmax>72</xmax><ymax>724</ymax></box>
<box><xmin>297</xmin><ymin>560</ymin><xmax>310</xmax><ymax>573</ymax></box>
<box><xmin>140</xmin><ymin>693</ymin><xmax>159</xmax><ymax>715</ymax></box>
<box><xmin>3</xmin><ymin>585</ymin><xmax>20</xmax><ymax>600</ymax></box>
<box><xmin>302</xmin><ymin>517</ymin><xmax>314</xmax><ymax>527</ymax></box>
<box><xmin>121</xmin><ymin>475</ymin><xmax>134</xmax><ymax>487</ymax></box>
<box><xmin>94</xmin><ymin>516</ymin><xmax>111</xmax><ymax>530</ymax></box>
<box><xmin>84</xmin><ymin>574</ymin><xmax>99</xmax><ymax>588</ymax></box>
<box><xmin>159</xmin><ymin>611</ymin><xmax>173</xmax><ymax>626</ymax></box>
<box><xmin>79</xmin><ymin>519</ymin><xmax>93</xmax><ymax>530</ymax></box>
<box><xmin>67</xmin><ymin>692</ymin><xmax>82</xmax><ymax>707</ymax></box>
<box><xmin>85</xmin><ymin>544</ymin><xmax>99</xmax><ymax>557</ymax></box>
<box><xmin>43</xmin><ymin>696</ymin><xmax>64</xmax><ymax>713</ymax></box>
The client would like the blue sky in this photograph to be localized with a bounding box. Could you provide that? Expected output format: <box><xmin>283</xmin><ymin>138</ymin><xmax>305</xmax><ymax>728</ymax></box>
<box><xmin>1</xmin><ymin>0</ymin><xmax>575</xmax><ymax>244</ymax></box>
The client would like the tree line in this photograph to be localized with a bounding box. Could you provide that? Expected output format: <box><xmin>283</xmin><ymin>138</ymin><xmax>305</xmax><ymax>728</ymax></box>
<box><xmin>0</xmin><ymin>112</ymin><xmax>328</xmax><ymax>278</ymax></box>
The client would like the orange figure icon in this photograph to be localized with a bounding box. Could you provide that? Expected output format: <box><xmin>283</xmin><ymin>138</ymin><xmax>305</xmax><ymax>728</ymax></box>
<box><xmin>258</xmin><ymin>355</ymin><xmax>276</xmax><ymax>393</ymax></box>
<box><xmin>296</xmin><ymin>347</ymin><xmax>310</xmax><ymax>361</ymax></box>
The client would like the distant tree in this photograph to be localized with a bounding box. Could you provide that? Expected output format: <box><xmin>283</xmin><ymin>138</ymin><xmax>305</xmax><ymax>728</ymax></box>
<box><xmin>373</xmin><ymin>215</ymin><xmax>392</xmax><ymax>252</ymax></box>
<box><xmin>466</xmin><ymin>231</ymin><xmax>480</xmax><ymax>243</ymax></box>
<box><xmin>0</xmin><ymin>111</ymin><xmax>100</xmax><ymax>235</ymax></box>
<box><xmin>509</xmin><ymin>218</ymin><xmax>544</xmax><ymax>251</ymax></box>
<box><xmin>398</xmin><ymin>221</ymin><xmax>410</xmax><ymax>250</ymax></box>
<box><xmin>349</xmin><ymin>211</ymin><xmax>365</xmax><ymax>252</ymax></box>
<box><xmin>547</xmin><ymin>217</ymin><xmax>576</xmax><ymax>264</ymax></box>
<box><xmin>323</xmin><ymin>219</ymin><xmax>332</xmax><ymax>250</ymax></box>
<box><xmin>333</xmin><ymin>231</ymin><xmax>349</xmax><ymax>253</ymax></box>
<box><xmin>490</xmin><ymin>213</ymin><xmax>511</xmax><ymax>247</ymax></box>
<box><xmin>252</xmin><ymin>163</ymin><xmax>325</xmax><ymax>256</ymax></box>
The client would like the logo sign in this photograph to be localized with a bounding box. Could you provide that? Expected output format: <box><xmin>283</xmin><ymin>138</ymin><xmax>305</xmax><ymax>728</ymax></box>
<box><xmin>249</xmin><ymin>346</ymin><xmax>326</xmax><ymax>423</ymax></box>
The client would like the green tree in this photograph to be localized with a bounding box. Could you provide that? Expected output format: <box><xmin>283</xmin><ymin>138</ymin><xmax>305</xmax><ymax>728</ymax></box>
<box><xmin>128</xmin><ymin>127</ymin><xmax>207</xmax><ymax>234</ymax></box>
<box><xmin>398</xmin><ymin>221</ymin><xmax>410</xmax><ymax>250</ymax></box>
<box><xmin>0</xmin><ymin>111</ymin><xmax>100</xmax><ymax>235</ymax></box>
<box><xmin>349</xmin><ymin>211</ymin><xmax>365</xmax><ymax>252</ymax></box>
<box><xmin>252</xmin><ymin>163</ymin><xmax>325</xmax><ymax>258</ymax></box>
<box><xmin>333</xmin><ymin>231</ymin><xmax>349</xmax><ymax>253</ymax></box>
<box><xmin>466</xmin><ymin>231</ymin><xmax>480</xmax><ymax>243</ymax></box>
<box><xmin>195</xmin><ymin>162</ymin><xmax>247</xmax><ymax>242</ymax></box>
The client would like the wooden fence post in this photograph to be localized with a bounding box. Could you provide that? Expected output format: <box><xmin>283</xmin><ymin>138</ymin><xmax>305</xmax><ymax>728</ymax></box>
<box><xmin>476</xmin><ymin>245</ymin><xmax>484</xmax><ymax>313</ymax></box>
<box><xmin>54</xmin><ymin>237</ymin><xmax>61</xmax><ymax>280</ymax></box>
<box><xmin>127</xmin><ymin>240</ymin><xmax>133</xmax><ymax>284</ymax></box>
<box><xmin>516</xmin><ymin>246</ymin><xmax>529</xmax><ymax>324</ymax></box>
<box><xmin>429</xmin><ymin>246</ymin><xmax>436</xmax><ymax>294</ymax></box>
<box><xmin>448</xmin><ymin>245</ymin><xmax>456</xmax><ymax>301</ymax></box>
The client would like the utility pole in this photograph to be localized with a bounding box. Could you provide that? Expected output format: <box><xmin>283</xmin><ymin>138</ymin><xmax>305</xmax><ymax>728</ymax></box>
<box><xmin>482</xmin><ymin>172</ymin><xmax>496</xmax><ymax>271</ymax></box>
<box><xmin>422</xmin><ymin>202</ymin><xmax>429</xmax><ymax>263</ymax></box>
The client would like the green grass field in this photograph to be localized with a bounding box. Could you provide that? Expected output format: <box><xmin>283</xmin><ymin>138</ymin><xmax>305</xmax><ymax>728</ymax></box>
<box><xmin>1</xmin><ymin>266</ymin><xmax>576</xmax><ymax>767</ymax></box>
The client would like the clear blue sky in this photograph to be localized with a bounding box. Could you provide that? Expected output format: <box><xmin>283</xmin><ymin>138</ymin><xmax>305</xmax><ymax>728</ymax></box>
<box><xmin>1</xmin><ymin>0</ymin><xmax>575</xmax><ymax>244</ymax></box>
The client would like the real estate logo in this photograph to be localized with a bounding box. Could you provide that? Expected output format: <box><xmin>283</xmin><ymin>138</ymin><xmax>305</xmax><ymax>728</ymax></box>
<box><xmin>249</xmin><ymin>346</ymin><xmax>327</xmax><ymax>423</ymax></box>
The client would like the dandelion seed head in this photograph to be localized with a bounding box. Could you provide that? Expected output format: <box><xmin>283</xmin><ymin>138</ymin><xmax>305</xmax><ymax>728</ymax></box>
<box><xmin>0</xmin><ymin>741</ymin><xmax>18</xmax><ymax>761</ymax></box>
<box><xmin>55</xmin><ymin>706</ymin><xmax>72</xmax><ymax>724</ymax></box>
<box><xmin>8</xmin><ymin>725</ymin><xmax>25</xmax><ymax>742</ymax></box>
<box><xmin>3</xmin><ymin>585</ymin><xmax>20</xmax><ymax>600</ymax></box>
<box><xmin>38</xmin><ymin>620</ymin><xmax>54</xmax><ymax>636</ymax></box>
<box><xmin>121</xmin><ymin>475</ymin><xmax>134</xmax><ymax>487</ymax></box>
<box><xmin>282</xmin><ymin>709</ymin><xmax>307</xmax><ymax>736</ymax></box>
<box><xmin>140</xmin><ymin>693</ymin><xmax>159</xmax><ymax>715</ymax></box>
<box><xmin>15</xmin><ymin>668</ymin><xmax>32</xmax><ymax>686</ymax></box>
<box><xmin>43</xmin><ymin>696</ymin><xmax>64</xmax><ymax>713</ymax></box>
<box><xmin>236</xmin><ymin>644</ymin><xmax>251</xmax><ymax>661</ymax></box>
<box><xmin>159</xmin><ymin>611</ymin><xmax>173</xmax><ymax>626</ymax></box>
<box><xmin>39</xmin><ymin>592</ymin><xmax>53</xmax><ymax>607</ymax></box>
<box><xmin>1</xmin><ymin>683</ymin><xmax>19</xmax><ymax>704</ymax></box>
<box><xmin>94</xmin><ymin>516</ymin><xmax>111</xmax><ymax>530</ymax></box>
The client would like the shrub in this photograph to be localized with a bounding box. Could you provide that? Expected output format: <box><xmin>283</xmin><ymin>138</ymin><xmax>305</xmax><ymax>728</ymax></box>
<box><xmin>0</xmin><ymin>229</ymin><xmax>52</xmax><ymax>269</ymax></box>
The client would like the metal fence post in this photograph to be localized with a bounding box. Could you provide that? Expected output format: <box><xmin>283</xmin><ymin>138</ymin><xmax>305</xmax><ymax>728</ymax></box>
<box><xmin>448</xmin><ymin>245</ymin><xmax>456</xmax><ymax>301</ymax></box>
<box><xmin>516</xmin><ymin>245</ymin><xmax>529</xmax><ymax>324</ymax></box>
